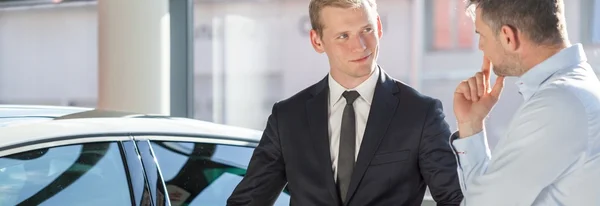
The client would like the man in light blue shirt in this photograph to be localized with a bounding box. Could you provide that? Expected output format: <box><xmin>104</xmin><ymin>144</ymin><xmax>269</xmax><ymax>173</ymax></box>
<box><xmin>451</xmin><ymin>0</ymin><xmax>600</xmax><ymax>205</ymax></box>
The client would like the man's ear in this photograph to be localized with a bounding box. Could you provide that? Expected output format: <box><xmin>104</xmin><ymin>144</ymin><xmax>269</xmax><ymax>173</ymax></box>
<box><xmin>310</xmin><ymin>29</ymin><xmax>325</xmax><ymax>53</ymax></box>
<box><xmin>376</xmin><ymin>15</ymin><xmax>383</xmax><ymax>39</ymax></box>
<box><xmin>500</xmin><ymin>25</ymin><xmax>520</xmax><ymax>51</ymax></box>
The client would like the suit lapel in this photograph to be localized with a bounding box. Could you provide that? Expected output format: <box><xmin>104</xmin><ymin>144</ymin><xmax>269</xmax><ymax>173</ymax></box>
<box><xmin>344</xmin><ymin>71</ymin><xmax>400</xmax><ymax>204</ymax></box>
<box><xmin>306</xmin><ymin>76</ymin><xmax>340</xmax><ymax>205</ymax></box>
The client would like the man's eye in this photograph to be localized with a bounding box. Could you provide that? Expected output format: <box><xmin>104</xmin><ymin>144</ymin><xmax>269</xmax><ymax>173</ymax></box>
<box><xmin>338</xmin><ymin>34</ymin><xmax>348</xmax><ymax>39</ymax></box>
<box><xmin>364</xmin><ymin>28</ymin><xmax>373</xmax><ymax>32</ymax></box>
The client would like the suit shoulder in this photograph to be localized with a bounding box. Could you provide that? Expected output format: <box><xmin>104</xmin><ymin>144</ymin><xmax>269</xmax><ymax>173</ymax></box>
<box><xmin>272</xmin><ymin>81</ymin><xmax>319</xmax><ymax>110</ymax></box>
<box><xmin>392</xmin><ymin>79</ymin><xmax>440</xmax><ymax>105</ymax></box>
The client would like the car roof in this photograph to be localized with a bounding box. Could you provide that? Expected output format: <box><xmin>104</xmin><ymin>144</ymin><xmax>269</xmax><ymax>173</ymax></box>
<box><xmin>0</xmin><ymin>105</ymin><xmax>263</xmax><ymax>151</ymax></box>
<box><xmin>0</xmin><ymin>117</ymin><xmax>263</xmax><ymax>150</ymax></box>
<box><xmin>0</xmin><ymin>104</ymin><xmax>92</xmax><ymax>118</ymax></box>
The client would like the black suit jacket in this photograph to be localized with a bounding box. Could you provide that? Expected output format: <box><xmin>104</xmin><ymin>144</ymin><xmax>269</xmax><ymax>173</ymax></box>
<box><xmin>228</xmin><ymin>69</ymin><xmax>463</xmax><ymax>206</ymax></box>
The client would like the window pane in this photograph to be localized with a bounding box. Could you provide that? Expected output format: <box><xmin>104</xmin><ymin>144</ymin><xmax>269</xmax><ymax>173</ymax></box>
<box><xmin>150</xmin><ymin>140</ymin><xmax>290</xmax><ymax>206</ymax></box>
<box><xmin>432</xmin><ymin>0</ymin><xmax>453</xmax><ymax>50</ymax></box>
<box><xmin>0</xmin><ymin>142</ymin><xmax>131</xmax><ymax>206</ymax></box>
<box><xmin>593</xmin><ymin>0</ymin><xmax>600</xmax><ymax>44</ymax></box>
<box><xmin>456</xmin><ymin>0</ymin><xmax>474</xmax><ymax>49</ymax></box>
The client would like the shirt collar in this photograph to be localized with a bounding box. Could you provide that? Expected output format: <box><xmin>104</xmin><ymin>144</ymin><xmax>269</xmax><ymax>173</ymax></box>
<box><xmin>516</xmin><ymin>43</ymin><xmax>587</xmax><ymax>101</ymax></box>
<box><xmin>328</xmin><ymin>67</ymin><xmax>380</xmax><ymax>108</ymax></box>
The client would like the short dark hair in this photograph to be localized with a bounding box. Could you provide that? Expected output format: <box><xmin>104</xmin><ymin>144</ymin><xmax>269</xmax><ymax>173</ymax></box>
<box><xmin>309</xmin><ymin>0</ymin><xmax>377</xmax><ymax>37</ymax></box>
<box><xmin>467</xmin><ymin>0</ymin><xmax>567</xmax><ymax>46</ymax></box>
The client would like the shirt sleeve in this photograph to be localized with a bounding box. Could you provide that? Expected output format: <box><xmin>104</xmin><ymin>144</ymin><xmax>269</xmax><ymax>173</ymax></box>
<box><xmin>450</xmin><ymin>130</ymin><xmax>491</xmax><ymax>193</ymax></box>
<box><xmin>451</xmin><ymin>89</ymin><xmax>588</xmax><ymax>206</ymax></box>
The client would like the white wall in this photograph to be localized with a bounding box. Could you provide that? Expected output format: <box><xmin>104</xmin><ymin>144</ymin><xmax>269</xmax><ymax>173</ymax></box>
<box><xmin>0</xmin><ymin>1</ymin><xmax>598</xmax><ymax>138</ymax></box>
<box><xmin>0</xmin><ymin>5</ymin><xmax>97</xmax><ymax>105</ymax></box>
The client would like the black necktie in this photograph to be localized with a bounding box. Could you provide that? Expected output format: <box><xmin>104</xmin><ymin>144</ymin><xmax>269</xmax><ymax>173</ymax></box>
<box><xmin>338</xmin><ymin>90</ymin><xmax>360</xmax><ymax>203</ymax></box>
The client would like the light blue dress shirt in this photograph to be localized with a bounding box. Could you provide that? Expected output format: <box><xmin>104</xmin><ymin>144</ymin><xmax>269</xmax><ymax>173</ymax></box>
<box><xmin>451</xmin><ymin>44</ymin><xmax>600</xmax><ymax>206</ymax></box>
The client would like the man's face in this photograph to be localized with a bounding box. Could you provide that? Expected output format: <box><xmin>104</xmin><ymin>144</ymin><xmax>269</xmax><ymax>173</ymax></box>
<box><xmin>475</xmin><ymin>8</ymin><xmax>521</xmax><ymax>76</ymax></box>
<box><xmin>310</xmin><ymin>3</ymin><xmax>382</xmax><ymax>80</ymax></box>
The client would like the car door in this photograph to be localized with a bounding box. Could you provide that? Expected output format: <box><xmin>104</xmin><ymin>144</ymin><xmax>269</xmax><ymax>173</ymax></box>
<box><xmin>0</xmin><ymin>136</ymin><xmax>148</xmax><ymax>206</ymax></box>
<box><xmin>135</xmin><ymin>135</ymin><xmax>290</xmax><ymax>206</ymax></box>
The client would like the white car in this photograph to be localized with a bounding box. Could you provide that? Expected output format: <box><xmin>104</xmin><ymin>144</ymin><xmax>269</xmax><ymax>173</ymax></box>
<box><xmin>0</xmin><ymin>105</ymin><xmax>291</xmax><ymax>206</ymax></box>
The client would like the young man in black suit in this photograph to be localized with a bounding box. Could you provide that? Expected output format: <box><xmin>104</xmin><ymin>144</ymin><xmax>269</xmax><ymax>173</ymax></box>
<box><xmin>227</xmin><ymin>0</ymin><xmax>463</xmax><ymax>205</ymax></box>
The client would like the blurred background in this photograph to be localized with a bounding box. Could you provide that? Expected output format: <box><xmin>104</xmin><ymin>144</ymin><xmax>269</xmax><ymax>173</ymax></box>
<box><xmin>0</xmin><ymin>0</ymin><xmax>599</xmax><ymax>151</ymax></box>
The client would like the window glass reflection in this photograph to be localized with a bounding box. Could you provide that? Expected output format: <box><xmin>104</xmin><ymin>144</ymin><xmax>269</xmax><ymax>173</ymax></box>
<box><xmin>150</xmin><ymin>141</ymin><xmax>289</xmax><ymax>206</ymax></box>
<box><xmin>0</xmin><ymin>142</ymin><xmax>131</xmax><ymax>206</ymax></box>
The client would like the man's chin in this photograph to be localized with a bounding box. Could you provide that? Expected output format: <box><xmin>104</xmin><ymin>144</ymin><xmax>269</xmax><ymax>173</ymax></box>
<box><xmin>351</xmin><ymin>65</ymin><xmax>375</xmax><ymax>77</ymax></box>
<box><xmin>493</xmin><ymin>70</ymin><xmax>507</xmax><ymax>77</ymax></box>
<box><xmin>493</xmin><ymin>66</ymin><xmax>519</xmax><ymax>77</ymax></box>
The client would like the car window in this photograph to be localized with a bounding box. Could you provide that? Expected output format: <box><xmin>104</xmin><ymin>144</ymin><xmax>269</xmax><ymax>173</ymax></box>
<box><xmin>0</xmin><ymin>142</ymin><xmax>132</xmax><ymax>206</ymax></box>
<box><xmin>150</xmin><ymin>140</ymin><xmax>290</xmax><ymax>206</ymax></box>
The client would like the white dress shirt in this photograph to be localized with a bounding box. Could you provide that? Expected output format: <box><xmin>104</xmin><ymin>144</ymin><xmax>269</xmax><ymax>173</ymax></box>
<box><xmin>451</xmin><ymin>44</ymin><xmax>600</xmax><ymax>205</ymax></box>
<box><xmin>328</xmin><ymin>68</ymin><xmax>379</xmax><ymax>182</ymax></box>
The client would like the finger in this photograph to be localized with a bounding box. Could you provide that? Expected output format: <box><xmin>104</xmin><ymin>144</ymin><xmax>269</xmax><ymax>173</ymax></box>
<box><xmin>455</xmin><ymin>81</ymin><xmax>471</xmax><ymax>101</ymax></box>
<box><xmin>490</xmin><ymin>76</ymin><xmax>505</xmax><ymax>99</ymax></box>
<box><xmin>467</xmin><ymin>77</ymin><xmax>478</xmax><ymax>102</ymax></box>
<box><xmin>475</xmin><ymin>72</ymin><xmax>484</xmax><ymax>97</ymax></box>
<box><xmin>482</xmin><ymin>56</ymin><xmax>491</xmax><ymax>81</ymax></box>
<box><xmin>483</xmin><ymin>71</ymin><xmax>490</xmax><ymax>93</ymax></box>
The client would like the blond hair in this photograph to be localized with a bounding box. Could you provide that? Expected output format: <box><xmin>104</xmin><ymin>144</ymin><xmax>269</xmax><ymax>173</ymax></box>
<box><xmin>309</xmin><ymin>0</ymin><xmax>378</xmax><ymax>37</ymax></box>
